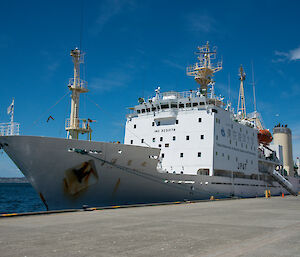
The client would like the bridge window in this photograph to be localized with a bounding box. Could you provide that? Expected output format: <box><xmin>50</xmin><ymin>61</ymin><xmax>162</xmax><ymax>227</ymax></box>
<box><xmin>137</xmin><ymin>110</ymin><xmax>140</xmax><ymax>113</ymax></box>
<box><xmin>141</xmin><ymin>109</ymin><xmax>145</xmax><ymax>113</ymax></box>
<box><xmin>179</xmin><ymin>103</ymin><xmax>184</xmax><ymax>108</ymax></box>
<box><xmin>151</xmin><ymin>107</ymin><xmax>156</xmax><ymax>111</ymax></box>
<box><xmin>161</xmin><ymin>104</ymin><xmax>169</xmax><ymax>109</ymax></box>
<box><xmin>186</xmin><ymin>103</ymin><xmax>191</xmax><ymax>107</ymax></box>
<box><xmin>199</xmin><ymin>102</ymin><xmax>205</xmax><ymax>105</ymax></box>
<box><xmin>171</xmin><ymin>103</ymin><xmax>177</xmax><ymax>108</ymax></box>
<box><xmin>193</xmin><ymin>102</ymin><xmax>198</xmax><ymax>107</ymax></box>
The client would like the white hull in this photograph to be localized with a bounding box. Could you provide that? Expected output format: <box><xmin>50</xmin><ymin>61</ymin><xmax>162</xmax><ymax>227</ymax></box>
<box><xmin>0</xmin><ymin>135</ymin><xmax>298</xmax><ymax>210</ymax></box>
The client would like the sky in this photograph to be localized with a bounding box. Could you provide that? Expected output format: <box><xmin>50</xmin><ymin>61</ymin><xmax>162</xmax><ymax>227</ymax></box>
<box><xmin>1</xmin><ymin>0</ymin><xmax>300</xmax><ymax>177</ymax></box>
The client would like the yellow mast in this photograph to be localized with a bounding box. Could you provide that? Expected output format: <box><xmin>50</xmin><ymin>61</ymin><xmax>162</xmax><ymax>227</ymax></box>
<box><xmin>65</xmin><ymin>48</ymin><xmax>92</xmax><ymax>140</ymax></box>
<box><xmin>186</xmin><ymin>42</ymin><xmax>222</xmax><ymax>96</ymax></box>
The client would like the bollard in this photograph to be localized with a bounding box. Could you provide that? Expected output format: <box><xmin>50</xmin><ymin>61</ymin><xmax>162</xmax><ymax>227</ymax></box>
<box><xmin>265</xmin><ymin>190</ymin><xmax>269</xmax><ymax>198</ymax></box>
<box><xmin>210</xmin><ymin>196</ymin><xmax>215</xmax><ymax>200</ymax></box>
<box><xmin>282</xmin><ymin>193</ymin><xmax>284</xmax><ymax>198</ymax></box>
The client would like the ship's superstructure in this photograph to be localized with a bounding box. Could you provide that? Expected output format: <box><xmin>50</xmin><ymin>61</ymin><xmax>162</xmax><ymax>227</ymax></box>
<box><xmin>125</xmin><ymin>43</ymin><xmax>258</xmax><ymax>179</ymax></box>
<box><xmin>0</xmin><ymin>44</ymin><xmax>299</xmax><ymax>211</ymax></box>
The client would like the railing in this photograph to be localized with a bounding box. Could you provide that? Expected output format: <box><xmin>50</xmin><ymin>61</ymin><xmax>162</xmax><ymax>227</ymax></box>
<box><xmin>68</xmin><ymin>78</ymin><xmax>88</xmax><ymax>91</ymax></box>
<box><xmin>65</xmin><ymin>118</ymin><xmax>91</xmax><ymax>131</ymax></box>
<box><xmin>0</xmin><ymin>122</ymin><xmax>20</xmax><ymax>136</ymax></box>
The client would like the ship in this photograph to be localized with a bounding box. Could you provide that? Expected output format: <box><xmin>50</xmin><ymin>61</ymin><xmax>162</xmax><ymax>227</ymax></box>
<box><xmin>0</xmin><ymin>43</ymin><xmax>298</xmax><ymax>211</ymax></box>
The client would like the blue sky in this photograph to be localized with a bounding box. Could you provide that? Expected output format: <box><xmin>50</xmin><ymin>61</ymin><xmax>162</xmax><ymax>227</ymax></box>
<box><xmin>1</xmin><ymin>0</ymin><xmax>300</xmax><ymax>177</ymax></box>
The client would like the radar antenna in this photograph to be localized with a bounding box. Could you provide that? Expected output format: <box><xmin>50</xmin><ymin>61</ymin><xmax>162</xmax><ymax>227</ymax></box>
<box><xmin>65</xmin><ymin>48</ymin><xmax>92</xmax><ymax>140</ymax></box>
<box><xmin>237</xmin><ymin>65</ymin><xmax>246</xmax><ymax>119</ymax></box>
<box><xmin>186</xmin><ymin>42</ymin><xmax>222</xmax><ymax>96</ymax></box>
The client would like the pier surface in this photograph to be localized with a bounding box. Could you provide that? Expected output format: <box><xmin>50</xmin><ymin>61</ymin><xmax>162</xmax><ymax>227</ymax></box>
<box><xmin>1</xmin><ymin>196</ymin><xmax>300</xmax><ymax>257</ymax></box>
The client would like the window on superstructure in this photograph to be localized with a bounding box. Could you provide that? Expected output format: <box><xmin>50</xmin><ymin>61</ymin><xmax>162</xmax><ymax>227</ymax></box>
<box><xmin>201</xmin><ymin>135</ymin><xmax>204</xmax><ymax>139</ymax></box>
<box><xmin>157</xmin><ymin>121</ymin><xmax>160</xmax><ymax>126</ymax></box>
<box><xmin>152</xmin><ymin>122</ymin><xmax>154</xmax><ymax>126</ymax></box>
<box><xmin>141</xmin><ymin>139</ymin><xmax>144</xmax><ymax>143</ymax></box>
<box><xmin>151</xmin><ymin>107</ymin><xmax>156</xmax><ymax>111</ymax></box>
<box><xmin>137</xmin><ymin>110</ymin><xmax>140</xmax><ymax>114</ymax></box>
<box><xmin>134</xmin><ymin>124</ymin><xmax>136</xmax><ymax>129</ymax></box>
<box><xmin>159</xmin><ymin>144</ymin><xmax>162</xmax><ymax>147</ymax></box>
<box><xmin>186</xmin><ymin>135</ymin><xmax>190</xmax><ymax>140</ymax></box>
<box><xmin>193</xmin><ymin>102</ymin><xmax>198</xmax><ymax>107</ymax></box>
<box><xmin>130</xmin><ymin>140</ymin><xmax>133</xmax><ymax>144</ymax></box>
<box><xmin>179</xmin><ymin>103</ymin><xmax>184</xmax><ymax>108</ymax></box>
<box><xmin>200</xmin><ymin>102</ymin><xmax>205</xmax><ymax>105</ymax></box>
<box><xmin>162</xmin><ymin>153</ymin><xmax>165</xmax><ymax>158</ymax></box>
<box><xmin>152</xmin><ymin>138</ymin><xmax>155</xmax><ymax>142</ymax></box>
<box><xmin>160</xmin><ymin>137</ymin><xmax>163</xmax><ymax>141</ymax></box>
<box><xmin>176</xmin><ymin>120</ymin><xmax>179</xmax><ymax>124</ymax></box>
<box><xmin>142</xmin><ymin>109</ymin><xmax>145</xmax><ymax>113</ymax></box>
<box><xmin>173</xmin><ymin>136</ymin><xmax>176</xmax><ymax>141</ymax></box>
<box><xmin>146</xmin><ymin>108</ymin><xmax>150</xmax><ymax>112</ymax></box>
<box><xmin>212</xmin><ymin>109</ymin><xmax>218</xmax><ymax>113</ymax></box>
<box><xmin>165</xmin><ymin>143</ymin><xmax>169</xmax><ymax>147</ymax></box>
<box><xmin>198</xmin><ymin>118</ymin><xmax>202</xmax><ymax>122</ymax></box>
<box><xmin>180</xmin><ymin>153</ymin><xmax>183</xmax><ymax>157</ymax></box>
<box><xmin>186</xmin><ymin>103</ymin><xmax>191</xmax><ymax>107</ymax></box>
<box><xmin>161</xmin><ymin>104</ymin><xmax>169</xmax><ymax>109</ymax></box>
<box><xmin>198</xmin><ymin>152</ymin><xmax>202</xmax><ymax>157</ymax></box>
<box><xmin>171</xmin><ymin>103</ymin><xmax>177</xmax><ymax>108</ymax></box>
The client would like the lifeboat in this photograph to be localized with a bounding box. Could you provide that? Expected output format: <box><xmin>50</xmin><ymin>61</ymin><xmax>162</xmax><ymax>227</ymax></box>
<box><xmin>258</xmin><ymin>129</ymin><xmax>273</xmax><ymax>145</ymax></box>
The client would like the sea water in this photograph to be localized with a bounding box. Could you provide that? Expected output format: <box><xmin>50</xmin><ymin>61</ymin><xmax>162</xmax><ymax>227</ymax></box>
<box><xmin>0</xmin><ymin>183</ymin><xmax>46</xmax><ymax>214</ymax></box>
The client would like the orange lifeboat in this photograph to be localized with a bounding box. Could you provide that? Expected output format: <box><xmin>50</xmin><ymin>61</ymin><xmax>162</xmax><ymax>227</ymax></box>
<box><xmin>258</xmin><ymin>129</ymin><xmax>273</xmax><ymax>145</ymax></box>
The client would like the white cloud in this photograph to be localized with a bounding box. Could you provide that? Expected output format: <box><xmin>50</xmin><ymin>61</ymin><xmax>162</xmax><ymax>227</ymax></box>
<box><xmin>273</xmin><ymin>46</ymin><xmax>300</xmax><ymax>62</ymax></box>
<box><xmin>162</xmin><ymin>59</ymin><xmax>185</xmax><ymax>70</ymax></box>
<box><xmin>89</xmin><ymin>70</ymin><xmax>131</xmax><ymax>92</ymax></box>
<box><xmin>186</xmin><ymin>13</ymin><xmax>217</xmax><ymax>33</ymax></box>
<box><xmin>91</xmin><ymin>0</ymin><xmax>136</xmax><ymax>35</ymax></box>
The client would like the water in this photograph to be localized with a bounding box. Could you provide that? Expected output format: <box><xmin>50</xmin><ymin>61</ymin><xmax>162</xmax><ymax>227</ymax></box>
<box><xmin>0</xmin><ymin>183</ymin><xmax>46</xmax><ymax>214</ymax></box>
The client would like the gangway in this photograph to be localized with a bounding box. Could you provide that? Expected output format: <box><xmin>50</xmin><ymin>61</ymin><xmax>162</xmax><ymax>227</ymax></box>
<box><xmin>270</xmin><ymin>169</ymin><xmax>298</xmax><ymax>196</ymax></box>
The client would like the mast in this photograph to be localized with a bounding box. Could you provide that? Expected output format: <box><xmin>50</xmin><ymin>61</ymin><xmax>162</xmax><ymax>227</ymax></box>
<box><xmin>237</xmin><ymin>65</ymin><xmax>246</xmax><ymax>119</ymax></box>
<box><xmin>186</xmin><ymin>42</ymin><xmax>222</xmax><ymax>96</ymax></box>
<box><xmin>65</xmin><ymin>48</ymin><xmax>92</xmax><ymax>140</ymax></box>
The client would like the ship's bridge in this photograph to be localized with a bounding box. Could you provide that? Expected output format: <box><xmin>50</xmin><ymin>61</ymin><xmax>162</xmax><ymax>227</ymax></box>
<box><xmin>127</xmin><ymin>89</ymin><xmax>225</xmax><ymax>118</ymax></box>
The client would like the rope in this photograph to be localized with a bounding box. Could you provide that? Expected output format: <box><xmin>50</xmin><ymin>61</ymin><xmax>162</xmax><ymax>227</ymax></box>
<box><xmin>33</xmin><ymin>91</ymin><xmax>70</xmax><ymax>125</ymax></box>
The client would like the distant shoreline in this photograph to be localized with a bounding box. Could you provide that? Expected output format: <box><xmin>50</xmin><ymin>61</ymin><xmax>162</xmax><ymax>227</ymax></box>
<box><xmin>0</xmin><ymin>177</ymin><xmax>28</xmax><ymax>183</ymax></box>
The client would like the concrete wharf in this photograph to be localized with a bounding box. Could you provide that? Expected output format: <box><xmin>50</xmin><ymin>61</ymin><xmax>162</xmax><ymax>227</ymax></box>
<box><xmin>1</xmin><ymin>196</ymin><xmax>300</xmax><ymax>257</ymax></box>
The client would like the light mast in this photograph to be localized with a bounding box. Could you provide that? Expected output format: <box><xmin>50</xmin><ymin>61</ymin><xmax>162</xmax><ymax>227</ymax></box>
<box><xmin>237</xmin><ymin>65</ymin><xmax>246</xmax><ymax>119</ymax></box>
<box><xmin>65</xmin><ymin>48</ymin><xmax>92</xmax><ymax>140</ymax></box>
<box><xmin>186</xmin><ymin>42</ymin><xmax>222</xmax><ymax>96</ymax></box>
